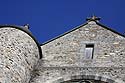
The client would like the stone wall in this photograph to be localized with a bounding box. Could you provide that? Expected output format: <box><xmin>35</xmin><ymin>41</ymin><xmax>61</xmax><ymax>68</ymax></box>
<box><xmin>41</xmin><ymin>21</ymin><xmax>125</xmax><ymax>67</ymax></box>
<box><xmin>30</xmin><ymin>21</ymin><xmax>125</xmax><ymax>83</ymax></box>
<box><xmin>0</xmin><ymin>27</ymin><xmax>40</xmax><ymax>83</ymax></box>
<box><xmin>30</xmin><ymin>67</ymin><xmax>125</xmax><ymax>83</ymax></box>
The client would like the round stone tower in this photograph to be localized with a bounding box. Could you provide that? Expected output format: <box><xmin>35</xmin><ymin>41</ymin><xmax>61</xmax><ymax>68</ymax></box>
<box><xmin>0</xmin><ymin>25</ymin><xmax>41</xmax><ymax>83</ymax></box>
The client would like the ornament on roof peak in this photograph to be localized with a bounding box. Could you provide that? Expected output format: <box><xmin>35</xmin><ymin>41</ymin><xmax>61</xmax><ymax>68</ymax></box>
<box><xmin>86</xmin><ymin>15</ymin><xmax>101</xmax><ymax>22</ymax></box>
<box><xmin>24</xmin><ymin>24</ymin><xmax>30</xmax><ymax>29</ymax></box>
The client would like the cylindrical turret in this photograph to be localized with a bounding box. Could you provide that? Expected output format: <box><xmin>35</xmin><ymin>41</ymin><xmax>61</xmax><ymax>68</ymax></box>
<box><xmin>0</xmin><ymin>25</ymin><xmax>41</xmax><ymax>83</ymax></box>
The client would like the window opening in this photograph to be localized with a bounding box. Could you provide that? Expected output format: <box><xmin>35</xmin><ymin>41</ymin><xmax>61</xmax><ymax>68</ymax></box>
<box><xmin>85</xmin><ymin>44</ymin><xmax>94</xmax><ymax>59</ymax></box>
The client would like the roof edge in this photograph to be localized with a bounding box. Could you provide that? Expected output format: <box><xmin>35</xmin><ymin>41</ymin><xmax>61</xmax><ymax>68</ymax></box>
<box><xmin>41</xmin><ymin>22</ymin><xmax>88</xmax><ymax>46</ymax></box>
<box><xmin>41</xmin><ymin>21</ymin><xmax>125</xmax><ymax>46</ymax></box>
<box><xmin>96</xmin><ymin>22</ymin><xmax>125</xmax><ymax>38</ymax></box>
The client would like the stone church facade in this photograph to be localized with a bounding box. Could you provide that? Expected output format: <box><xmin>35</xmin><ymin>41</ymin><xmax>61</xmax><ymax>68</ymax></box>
<box><xmin>0</xmin><ymin>16</ymin><xmax>125</xmax><ymax>83</ymax></box>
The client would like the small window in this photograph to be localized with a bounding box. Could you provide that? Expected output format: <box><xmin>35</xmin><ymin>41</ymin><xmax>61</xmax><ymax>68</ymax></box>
<box><xmin>85</xmin><ymin>44</ymin><xmax>94</xmax><ymax>59</ymax></box>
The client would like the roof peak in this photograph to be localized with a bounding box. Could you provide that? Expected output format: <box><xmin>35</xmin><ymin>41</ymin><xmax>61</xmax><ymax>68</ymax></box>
<box><xmin>86</xmin><ymin>15</ymin><xmax>101</xmax><ymax>22</ymax></box>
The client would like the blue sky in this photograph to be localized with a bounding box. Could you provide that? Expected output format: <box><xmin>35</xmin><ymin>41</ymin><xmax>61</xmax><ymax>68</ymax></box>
<box><xmin>0</xmin><ymin>0</ymin><xmax>125</xmax><ymax>44</ymax></box>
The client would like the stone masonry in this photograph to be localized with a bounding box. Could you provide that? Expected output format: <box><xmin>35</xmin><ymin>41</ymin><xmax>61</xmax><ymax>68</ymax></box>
<box><xmin>0</xmin><ymin>16</ymin><xmax>125</xmax><ymax>83</ymax></box>
<box><xmin>30</xmin><ymin>16</ymin><xmax>125</xmax><ymax>83</ymax></box>
<box><xmin>0</xmin><ymin>26</ymin><xmax>40</xmax><ymax>83</ymax></box>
